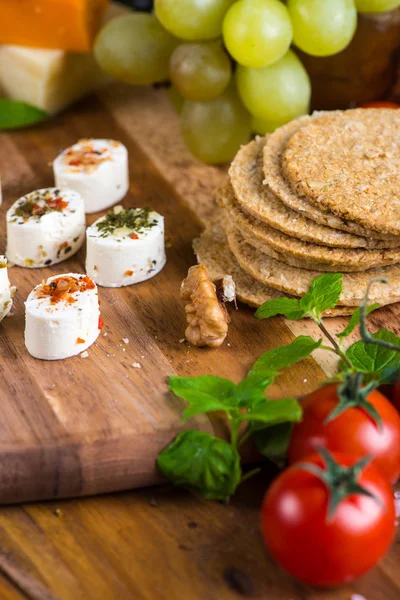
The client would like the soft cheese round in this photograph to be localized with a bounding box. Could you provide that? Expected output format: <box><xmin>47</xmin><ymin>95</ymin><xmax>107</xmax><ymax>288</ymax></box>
<box><xmin>53</xmin><ymin>138</ymin><xmax>129</xmax><ymax>214</ymax></box>
<box><xmin>6</xmin><ymin>188</ymin><xmax>85</xmax><ymax>268</ymax></box>
<box><xmin>25</xmin><ymin>273</ymin><xmax>100</xmax><ymax>360</ymax></box>
<box><xmin>86</xmin><ymin>206</ymin><xmax>166</xmax><ymax>287</ymax></box>
<box><xmin>0</xmin><ymin>257</ymin><xmax>15</xmax><ymax>321</ymax></box>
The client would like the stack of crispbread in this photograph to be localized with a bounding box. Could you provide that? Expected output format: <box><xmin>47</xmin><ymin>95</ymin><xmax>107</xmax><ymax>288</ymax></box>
<box><xmin>194</xmin><ymin>108</ymin><xmax>400</xmax><ymax>316</ymax></box>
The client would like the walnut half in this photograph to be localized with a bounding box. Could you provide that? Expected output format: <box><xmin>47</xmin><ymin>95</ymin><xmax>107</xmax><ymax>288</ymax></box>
<box><xmin>180</xmin><ymin>265</ymin><xmax>235</xmax><ymax>348</ymax></box>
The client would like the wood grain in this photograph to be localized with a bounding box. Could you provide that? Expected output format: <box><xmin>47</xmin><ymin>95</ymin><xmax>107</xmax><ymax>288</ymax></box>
<box><xmin>0</xmin><ymin>83</ymin><xmax>399</xmax><ymax>600</ymax></box>
<box><xmin>0</xmin><ymin>85</ymin><xmax>328</xmax><ymax>504</ymax></box>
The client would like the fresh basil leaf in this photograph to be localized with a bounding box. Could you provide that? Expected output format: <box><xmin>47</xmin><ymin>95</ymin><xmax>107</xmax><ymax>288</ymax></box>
<box><xmin>337</xmin><ymin>303</ymin><xmax>380</xmax><ymax>339</ymax></box>
<box><xmin>240</xmin><ymin>397</ymin><xmax>302</xmax><ymax>428</ymax></box>
<box><xmin>169</xmin><ymin>375</ymin><xmax>239</xmax><ymax>420</ymax></box>
<box><xmin>235</xmin><ymin>372</ymin><xmax>276</xmax><ymax>406</ymax></box>
<box><xmin>252</xmin><ymin>422</ymin><xmax>293</xmax><ymax>465</ymax></box>
<box><xmin>0</xmin><ymin>99</ymin><xmax>48</xmax><ymax>130</ymax></box>
<box><xmin>346</xmin><ymin>329</ymin><xmax>400</xmax><ymax>381</ymax></box>
<box><xmin>255</xmin><ymin>297</ymin><xmax>305</xmax><ymax>320</ymax></box>
<box><xmin>299</xmin><ymin>273</ymin><xmax>343</xmax><ymax>318</ymax></box>
<box><xmin>248</xmin><ymin>336</ymin><xmax>322</xmax><ymax>377</ymax></box>
<box><xmin>157</xmin><ymin>430</ymin><xmax>241</xmax><ymax>501</ymax></box>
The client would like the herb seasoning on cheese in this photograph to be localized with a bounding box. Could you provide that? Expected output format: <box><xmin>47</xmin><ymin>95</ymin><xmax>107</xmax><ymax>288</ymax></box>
<box><xmin>96</xmin><ymin>206</ymin><xmax>159</xmax><ymax>238</ymax></box>
<box><xmin>12</xmin><ymin>189</ymin><xmax>69</xmax><ymax>220</ymax></box>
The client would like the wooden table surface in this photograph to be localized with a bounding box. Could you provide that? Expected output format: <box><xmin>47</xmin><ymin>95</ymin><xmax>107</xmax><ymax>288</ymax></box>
<box><xmin>0</xmin><ymin>85</ymin><xmax>398</xmax><ymax>600</ymax></box>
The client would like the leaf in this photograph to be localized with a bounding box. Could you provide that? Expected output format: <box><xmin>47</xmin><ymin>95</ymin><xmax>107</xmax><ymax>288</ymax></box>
<box><xmin>169</xmin><ymin>375</ymin><xmax>238</xmax><ymax>420</ymax></box>
<box><xmin>248</xmin><ymin>336</ymin><xmax>322</xmax><ymax>377</ymax></box>
<box><xmin>299</xmin><ymin>273</ymin><xmax>343</xmax><ymax>318</ymax></box>
<box><xmin>255</xmin><ymin>297</ymin><xmax>305</xmax><ymax>320</ymax></box>
<box><xmin>157</xmin><ymin>430</ymin><xmax>242</xmax><ymax>501</ymax></box>
<box><xmin>241</xmin><ymin>397</ymin><xmax>302</xmax><ymax>427</ymax></box>
<box><xmin>346</xmin><ymin>329</ymin><xmax>400</xmax><ymax>381</ymax></box>
<box><xmin>337</xmin><ymin>303</ymin><xmax>380</xmax><ymax>339</ymax></box>
<box><xmin>0</xmin><ymin>99</ymin><xmax>48</xmax><ymax>130</ymax></box>
<box><xmin>252</xmin><ymin>422</ymin><xmax>293</xmax><ymax>464</ymax></box>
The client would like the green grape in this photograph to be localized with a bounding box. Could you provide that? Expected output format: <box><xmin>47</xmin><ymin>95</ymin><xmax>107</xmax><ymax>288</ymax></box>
<box><xmin>94</xmin><ymin>14</ymin><xmax>178</xmax><ymax>85</ymax></box>
<box><xmin>167</xmin><ymin>87</ymin><xmax>185</xmax><ymax>114</ymax></box>
<box><xmin>236</xmin><ymin>50</ymin><xmax>311</xmax><ymax>122</ymax></box>
<box><xmin>181</xmin><ymin>85</ymin><xmax>252</xmax><ymax>164</ymax></box>
<box><xmin>287</xmin><ymin>0</ymin><xmax>357</xmax><ymax>57</ymax></box>
<box><xmin>223</xmin><ymin>0</ymin><xmax>293</xmax><ymax>69</ymax></box>
<box><xmin>155</xmin><ymin>0</ymin><xmax>235</xmax><ymax>40</ymax></box>
<box><xmin>170</xmin><ymin>42</ymin><xmax>232</xmax><ymax>102</ymax></box>
<box><xmin>251</xmin><ymin>116</ymin><xmax>289</xmax><ymax>135</ymax></box>
<box><xmin>355</xmin><ymin>0</ymin><xmax>400</xmax><ymax>11</ymax></box>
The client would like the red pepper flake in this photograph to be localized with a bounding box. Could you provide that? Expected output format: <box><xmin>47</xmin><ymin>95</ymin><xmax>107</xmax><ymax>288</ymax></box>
<box><xmin>59</xmin><ymin>241</ymin><xmax>69</xmax><ymax>250</ymax></box>
<box><xmin>76</xmin><ymin>337</ymin><xmax>86</xmax><ymax>344</ymax></box>
<box><xmin>36</xmin><ymin>275</ymin><xmax>95</xmax><ymax>305</ymax></box>
<box><xmin>125</xmin><ymin>270</ymin><xmax>134</xmax><ymax>277</ymax></box>
<box><xmin>98</xmin><ymin>316</ymin><xmax>104</xmax><ymax>330</ymax></box>
<box><xmin>48</xmin><ymin>197</ymin><xmax>68</xmax><ymax>211</ymax></box>
<box><xmin>129</xmin><ymin>233</ymin><xmax>139</xmax><ymax>240</ymax></box>
<box><xmin>68</xmin><ymin>159</ymin><xmax>81</xmax><ymax>166</ymax></box>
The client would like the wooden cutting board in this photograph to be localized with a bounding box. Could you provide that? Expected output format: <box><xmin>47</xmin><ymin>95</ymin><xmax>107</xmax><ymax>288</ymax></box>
<box><xmin>1</xmin><ymin>84</ymin><xmax>399</xmax><ymax>505</ymax></box>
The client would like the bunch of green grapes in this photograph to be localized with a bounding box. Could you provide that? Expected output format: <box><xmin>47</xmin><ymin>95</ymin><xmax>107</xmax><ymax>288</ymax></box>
<box><xmin>94</xmin><ymin>0</ymin><xmax>400</xmax><ymax>165</ymax></box>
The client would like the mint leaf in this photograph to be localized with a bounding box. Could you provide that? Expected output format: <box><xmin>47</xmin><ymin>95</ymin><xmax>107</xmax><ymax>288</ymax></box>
<box><xmin>252</xmin><ymin>422</ymin><xmax>293</xmax><ymax>465</ymax></box>
<box><xmin>248</xmin><ymin>336</ymin><xmax>322</xmax><ymax>376</ymax></box>
<box><xmin>299</xmin><ymin>273</ymin><xmax>343</xmax><ymax>318</ymax></box>
<box><xmin>255</xmin><ymin>297</ymin><xmax>305</xmax><ymax>320</ymax></box>
<box><xmin>346</xmin><ymin>329</ymin><xmax>400</xmax><ymax>381</ymax></box>
<box><xmin>0</xmin><ymin>100</ymin><xmax>48</xmax><ymax>130</ymax></box>
<box><xmin>256</xmin><ymin>274</ymin><xmax>343</xmax><ymax>322</ymax></box>
<box><xmin>241</xmin><ymin>397</ymin><xmax>302</xmax><ymax>428</ymax></box>
<box><xmin>337</xmin><ymin>303</ymin><xmax>380</xmax><ymax>339</ymax></box>
<box><xmin>157</xmin><ymin>430</ymin><xmax>241</xmax><ymax>501</ymax></box>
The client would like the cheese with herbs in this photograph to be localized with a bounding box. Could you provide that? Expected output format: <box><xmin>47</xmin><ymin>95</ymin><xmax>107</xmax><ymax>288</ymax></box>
<box><xmin>0</xmin><ymin>257</ymin><xmax>15</xmax><ymax>322</ymax></box>
<box><xmin>25</xmin><ymin>273</ymin><xmax>101</xmax><ymax>360</ymax></box>
<box><xmin>86</xmin><ymin>205</ymin><xmax>166</xmax><ymax>287</ymax></box>
<box><xmin>6</xmin><ymin>188</ymin><xmax>86</xmax><ymax>268</ymax></box>
<box><xmin>53</xmin><ymin>139</ymin><xmax>129</xmax><ymax>214</ymax></box>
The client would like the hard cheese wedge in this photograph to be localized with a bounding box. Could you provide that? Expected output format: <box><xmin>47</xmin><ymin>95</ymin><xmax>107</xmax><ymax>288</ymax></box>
<box><xmin>0</xmin><ymin>0</ymin><xmax>109</xmax><ymax>52</ymax></box>
<box><xmin>0</xmin><ymin>45</ymin><xmax>110</xmax><ymax>114</ymax></box>
<box><xmin>0</xmin><ymin>3</ymin><xmax>124</xmax><ymax>114</ymax></box>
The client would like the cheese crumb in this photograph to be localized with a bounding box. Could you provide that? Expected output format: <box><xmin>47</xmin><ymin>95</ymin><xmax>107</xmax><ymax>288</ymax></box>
<box><xmin>179</xmin><ymin>338</ymin><xmax>185</xmax><ymax>343</ymax></box>
<box><xmin>122</xmin><ymin>338</ymin><xmax>129</xmax><ymax>344</ymax></box>
<box><xmin>80</xmin><ymin>351</ymin><xmax>89</xmax><ymax>358</ymax></box>
<box><xmin>132</xmin><ymin>362</ymin><xmax>141</xmax><ymax>369</ymax></box>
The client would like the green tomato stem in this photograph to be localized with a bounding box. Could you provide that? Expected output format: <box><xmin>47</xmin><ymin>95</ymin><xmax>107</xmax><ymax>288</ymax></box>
<box><xmin>314</xmin><ymin>317</ymin><xmax>353</xmax><ymax>369</ymax></box>
<box><xmin>240</xmin><ymin>467</ymin><xmax>261</xmax><ymax>485</ymax></box>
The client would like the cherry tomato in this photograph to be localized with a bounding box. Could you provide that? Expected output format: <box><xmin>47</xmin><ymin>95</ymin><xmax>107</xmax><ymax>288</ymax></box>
<box><xmin>288</xmin><ymin>383</ymin><xmax>400</xmax><ymax>484</ymax></box>
<box><xmin>261</xmin><ymin>453</ymin><xmax>396</xmax><ymax>587</ymax></box>
<box><xmin>361</xmin><ymin>101</ymin><xmax>399</xmax><ymax>109</ymax></box>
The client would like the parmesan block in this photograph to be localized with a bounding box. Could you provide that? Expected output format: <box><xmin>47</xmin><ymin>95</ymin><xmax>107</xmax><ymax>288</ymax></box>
<box><xmin>6</xmin><ymin>188</ymin><xmax>86</xmax><ymax>268</ymax></box>
<box><xmin>0</xmin><ymin>257</ymin><xmax>15</xmax><ymax>322</ymax></box>
<box><xmin>0</xmin><ymin>45</ymin><xmax>110</xmax><ymax>115</ymax></box>
<box><xmin>25</xmin><ymin>273</ymin><xmax>101</xmax><ymax>360</ymax></box>
<box><xmin>86</xmin><ymin>205</ymin><xmax>166</xmax><ymax>287</ymax></box>
<box><xmin>53</xmin><ymin>139</ymin><xmax>129</xmax><ymax>214</ymax></box>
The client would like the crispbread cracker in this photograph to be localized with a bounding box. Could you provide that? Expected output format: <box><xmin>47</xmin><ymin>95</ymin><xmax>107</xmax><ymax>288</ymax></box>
<box><xmin>193</xmin><ymin>222</ymin><xmax>355</xmax><ymax>316</ymax></box>
<box><xmin>230</xmin><ymin>137</ymin><xmax>400</xmax><ymax>249</ymax></box>
<box><xmin>218</xmin><ymin>181</ymin><xmax>400</xmax><ymax>272</ymax></box>
<box><xmin>227</xmin><ymin>228</ymin><xmax>400</xmax><ymax>307</ymax></box>
<box><xmin>263</xmin><ymin>115</ymin><xmax>399</xmax><ymax>241</ymax></box>
<box><xmin>282</xmin><ymin>108</ymin><xmax>400</xmax><ymax>236</ymax></box>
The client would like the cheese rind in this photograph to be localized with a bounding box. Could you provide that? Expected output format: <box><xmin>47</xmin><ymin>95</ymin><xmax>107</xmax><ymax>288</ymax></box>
<box><xmin>6</xmin><ymin>188</ymin><xmax>86</xmax><ymax>268</ymax></box>
<box><xmin>0</xmin><ymin>0</ymin><xmax>109</xmax><ymax>52</ymax></box>
<box><xmin>0</xmin><ymin>257</ymin><xmax>14</xmax><ymax>321</ymax></box>
<box><xmin>53</xmin><ymin>139</ymin><xmax>129</xmax><ymax>214</ymax></box>
<box><xmin>86</xmin><ymin>207</ymin><xmax>166</xmax><ymax>287</ymax></box>
<box><xmin>25</xmin><ymin>273</ymin><xmax>100</xmax><ymax>360</ymax></box>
